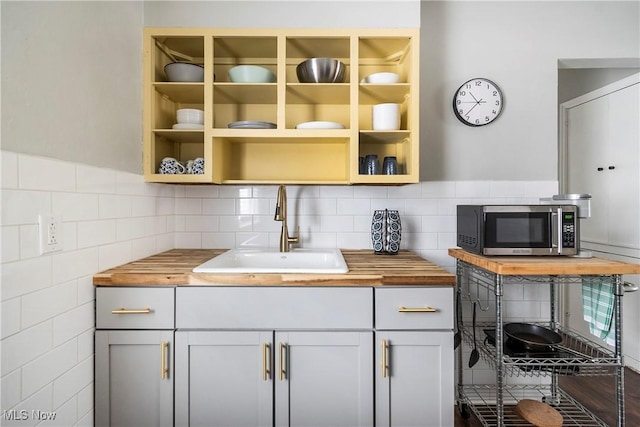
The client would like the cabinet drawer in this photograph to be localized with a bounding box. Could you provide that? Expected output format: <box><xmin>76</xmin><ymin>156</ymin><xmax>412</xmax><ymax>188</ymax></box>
<box><xmin>176</xmin><ymin>287</ymin><xmax>372</xmax><ymax>329</ymax></box>
<box><xmin>375</xmin><ymin>287</ymin><xmax>453</xmax><ymax>330</ymax></box>
<box><xmin>96</xmin><ymin>287</ymin><xmax>175</xmax><ymax>329</ymax></box>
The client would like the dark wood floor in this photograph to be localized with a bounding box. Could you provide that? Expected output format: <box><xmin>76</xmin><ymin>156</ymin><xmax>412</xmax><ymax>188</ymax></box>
<box><xmin>454</xmin><ymin>367</ymin><xmax>640</xmax><ymax>426</ymax></box>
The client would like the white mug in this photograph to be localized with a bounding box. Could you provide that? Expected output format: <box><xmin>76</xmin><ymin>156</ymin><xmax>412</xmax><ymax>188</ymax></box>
<box><xmin>372</xmin><ymin>103</ymin><xmax>400</xmax><ymax>130</ymax></box>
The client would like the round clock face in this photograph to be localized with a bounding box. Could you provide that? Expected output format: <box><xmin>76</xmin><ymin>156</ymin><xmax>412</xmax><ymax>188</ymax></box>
<box><xmin>453</xmin><ymin>78</ymin><xmax>504</xmax><ymax>126</ymax></box>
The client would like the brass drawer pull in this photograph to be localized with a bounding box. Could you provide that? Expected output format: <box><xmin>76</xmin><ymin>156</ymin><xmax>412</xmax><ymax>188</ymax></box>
<box><xmin>262</xmin><ymin>342</ymin><xmax>271</xmax><ymax>381</ymax></box>
<box><xmin>381</xmin><ymin>339</ymin><xmax>388</xmax><ymax>378</ymax></box>
<box><xmin>279</xmin><ymin>343</ymin><xmax>287</xmax><ymax>381</ymax></box>
<box><xmin>111</xmin><ymin>308</ymin><xmax>152</xmax><ymax>314</ymax></box>
<box><xmin>160</xmin><ymin>341</ymin><xmax>169</xmax><ymax>380</ymax></box>
<box><xmin>398</xmin><ymin>306</ymin><xmax>437</xmax><ymax>313</ymax></box>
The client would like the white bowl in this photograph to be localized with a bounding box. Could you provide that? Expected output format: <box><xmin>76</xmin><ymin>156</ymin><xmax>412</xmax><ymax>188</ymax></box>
<box><xmin>361</xmin><ymin>72</ymin><xmax>400</xmax><ymax>84</ymax></box>
<box><xmin>176</xmin><ymin>109</ymin><xmax>204</xmax><ymax>124</ymax></box>
<box><xmin>296</xmin><ymin>121</ymin><xmax>345</xmax><ymax>129</ymax></box>
<box><xmin>228</xmin><ymin>65</ymin><xmax>276</xmax><ymax>83</ymax></box>
<box><xmin>164</xmin><ymin>62</ymin><xmax>205</xmax><ymax>82</ymax></box>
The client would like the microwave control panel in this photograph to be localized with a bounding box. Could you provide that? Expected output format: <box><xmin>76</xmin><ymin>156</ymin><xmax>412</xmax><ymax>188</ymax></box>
<box><xmin>562</xmin><ymin>213</ymin><xmax>576</xmax><ymax>248</ymax></box>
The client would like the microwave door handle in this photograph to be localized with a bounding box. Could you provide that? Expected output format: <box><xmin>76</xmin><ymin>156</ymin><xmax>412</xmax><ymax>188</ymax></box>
<box><xmin>555</xmin><ymin>207</ymin><xmax>563</xmax><ymax>254</ymax></box>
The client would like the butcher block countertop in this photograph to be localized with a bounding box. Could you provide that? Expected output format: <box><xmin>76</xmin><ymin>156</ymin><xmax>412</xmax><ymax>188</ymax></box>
<box><xmin>449</xmin><ymin>248</ymin><xmax>640</xmax><ymax>276</ymax></box>
<box><xmin>93</xmin><ymin>249</ymin><xmax>456</xmax><ymax>287</ymax></box>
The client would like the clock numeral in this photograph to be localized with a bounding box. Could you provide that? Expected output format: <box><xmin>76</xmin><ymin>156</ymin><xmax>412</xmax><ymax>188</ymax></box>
<box><xmin>495</xmin><ymin>100</ymin><xmax>500</xmax><ymax>106</ymax></box>
<box><xmin>485</xmin><ymin>116</ymin><xmax>490</xmax><ymax>122</ymax></box>
<box><xmin>475</xmin><ymin>81</ymin><xmax>482</xmax><ymax>86</ymax></box>
<box><xmin>465</xmin><ymin>84</ymin><xmax>471</xmax><ymax>89</ymax></box>
<box><xmin>456</xmin><ymin>99</ymin><xmax>462</xmax><ymax>105</ymax></box>
<box><xmin>492</xmin><ymin>110</ymin><xmax>497</xmax><ymax>114</ymax></box>
<box><xmin>460</xmin><ymin>90</ymin><xmax>466</xmax><ymax>96</ymax></box>
<box><xmin>475</xmin><ymin>119</ymin><xmax>480</xmax><ymax>124</ymax></box>
<box><xmin>459</xmin><ymin>109</ymin><xmax>464</xmax><ymax>115</ymax></box>
<box><xmin>465</xmin><ymin>115</ymin><xmax>470</xmax><ymax>121</ymax></box>
<box><xmin>492</xmin><ymin>90</ymin><xmax>498</xmax><ymax>96</ymax></box>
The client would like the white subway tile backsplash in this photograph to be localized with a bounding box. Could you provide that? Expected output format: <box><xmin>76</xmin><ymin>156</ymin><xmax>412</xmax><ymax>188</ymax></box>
<box><xmin>421</xmin><ymin>181</ymin><xmax>456</xmax><ymax>198</ymax></box>
<box><xmin>1</xmin><ymin>298</ymin><xmax>21</xmax><ymax>339</ymax></box>
<box><xmin>52</xmin><ymin>356</ymin><xmax>93</xmax><ymax>408</ymax></box>
<box><xmin>1</xmin><ymin>321</ymin><xmax>53</xmax><ymax>376</ymax></box>
<box><xmin>76</xmin><ymin>220</ymin><xmax>117</xmax><ymax>249</ymax></box>
<box><xmin>1</xmin><ymin>189</ymin><xmax>51</xmax><ymax>226</ymax></box>
<box><xmin>98</xmin><ymin>242</ymin><xmax>133</xmax><ymax>272</ymax></box>
<box><xmin>455</xmin><ymin>181</ymin><xmax>492</xmax><ymax>198</ymax></box>
<box><xmin>1</xmin><ymin>369</ymin><xmax>22</xmax><ymax>412</ymax></box>
<box><xmin>1</xmin><ymin>151</ymin><xmax>19</xmax><ymax>189</ymax></box>
<box><xmin>1</xmin><ymin>225</ymin><xmax>20</xmax><ymax>263</ymax></box>
<box><xmin>21</xmin><ymin>281</ymin><xmax>77</xmax><ymax>329</ymax></box>
<box><xmin>319</xmin><ymin>185</ymin><xmax>354</xmax><ymax>198</ymax></box>
<box><xmin>175</xmin><ymin>198</ymin><xmax>202</xmax><ymax>215</ymax></box>
<box><xmin>388</xmin><ymin>183</ymin><xmax>421</xmax><ymax>198</ymax></box>
<box><xmin>52</xmin><ymin>192</ymin><xmax>100</xmax><ymax>222</ymax></box>
<box><xmin>52</xmin><ymin>248</ymin><xmax>99</xmax><ymax>285</ymax></box>
<box><xmin>320</xmin><ymin>215</ymin><xmax>353</xmax><ymax>232</ymax></box>
<box><xmin>1</xmin><ymin>256</ymin><xmax>52</xmax><ymax>301</ymax></box>
<box><xmin>336</xmin><ymin>198</ymin><xmax>371</xmax><ymax>215</ymax></box>
<box><xmin>18</xmin><ymin>224</ymin><xmax>40</xmax><ymax>260</ymax></box>
<box><xmin>52</xmin><ymin>302</ymin><xmax>94</xmax><ymax>347</ymax></box>
<box><xmin>75</xmin><ymin>383</ymin><xmax>93</xmax><ymax>424</ymax></box>
<box><xmin>76</xmin><ymin>164</ymin><xmax>117</xmax><ymax>194</ymax></box>
<box><xmin>5</xmin><ymin>383</ymin><xmax>54</xmax><ymax>427</ymax></box>
<box><xmin>18</xmin><ymin>155</ymin><xmax>76</xmax><ymax>192</ymax></box>
<box><xmin>219</xmin><ymin>185</ymin><xmax>253</xmax><ymax>199</ymax></box>
<box><xmin>22</xmin><ymin>339</ymin><xmax>77</xmax><ymax>398</ymax></box>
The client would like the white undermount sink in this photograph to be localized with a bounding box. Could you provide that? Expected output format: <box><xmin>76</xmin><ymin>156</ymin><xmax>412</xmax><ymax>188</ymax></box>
<box><xmin>192</xmin><ymin>248</ymin><xmax>349</xmax><ymax>274</ymax></box>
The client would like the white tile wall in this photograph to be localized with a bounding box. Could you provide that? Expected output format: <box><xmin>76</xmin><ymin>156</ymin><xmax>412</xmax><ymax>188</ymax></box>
<box><xmin>1</xmin><ymin>151</ymin><xmax>175</xmax><ymax>426</ymax></box>
<box><xmin>1</xmin><ymin>150</ymin><xmax>559</xmax><ymax>424</ymax></box>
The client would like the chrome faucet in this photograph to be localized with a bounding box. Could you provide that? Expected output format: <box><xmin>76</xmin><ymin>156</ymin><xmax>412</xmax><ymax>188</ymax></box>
<box><xmin>274</xmin><ymin>185</ymin><xmax>299</xmax><ymax>252</ymax></box>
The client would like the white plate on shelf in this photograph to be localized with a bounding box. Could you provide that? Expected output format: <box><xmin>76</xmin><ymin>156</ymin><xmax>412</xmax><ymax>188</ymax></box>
<box><xmin>296</xmin><ymin>121</ymin><xmax>345</xmax><ymax>129</ymax></box>
<box><xmin>172</xmin><ymin>123</ymin><xmax>204</xmax><ymax>130</ymax></box>
<box><xmin>228</xmin><ymin>121</ymin><xmax>276</xmax><ymax>129</ymax></box>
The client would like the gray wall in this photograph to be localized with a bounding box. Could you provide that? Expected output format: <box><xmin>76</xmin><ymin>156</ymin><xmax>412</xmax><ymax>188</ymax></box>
<box><xmin>1</xmin><ymin>1</ymin><xmax>143</xmax><ymax>173</ymax></box>
<box><xmin>2</xmin><ymin>1</ymin><xmax>639</xmax><ymax>180</ymax></box>
<box><xmin>420</xmin><ymin>1</ymin><xmax>639</xmax><ymax>181</ymax></box>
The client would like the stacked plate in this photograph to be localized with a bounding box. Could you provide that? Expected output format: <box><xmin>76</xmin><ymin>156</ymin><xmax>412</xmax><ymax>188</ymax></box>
<box><xmin>172</xmin><ymin>123</ymin><xmax>204</xmax><ymax>130</ymax></box>
<box><xmin>228</xmin><ymin>121</ymin><xmax>276</xmax><ymax>129</ymax></box>
<box><xmin>295</xmin><ymin>121</ymin><xmax>344</xmax><ymax>129</ymax></box>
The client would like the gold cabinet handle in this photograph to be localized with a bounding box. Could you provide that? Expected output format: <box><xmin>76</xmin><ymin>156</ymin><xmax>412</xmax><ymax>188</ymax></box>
<box><xmin>262</xmin><ymin>342</ymin><xmax>270</xmax><ymax>381</ymax></box>
<box><xmin>398</xmin><ymin>306</ymin><xmax>437</xmax><ymax>313</ymax></box>
<box><xmin>111</xmin><ymin>308</ymin><xmax>151</xmax><ymax>314</ymax></box>
<box><xmin>278</xmin><ymin>343</ymin><xmax>287</xmax><ymax>381</ymax></box>
<box><xmin>381</xmin><ymin>339</ymin><xmax>388</xmax><ymax>378</ymax></box>
<box><xmin>160</xmin><ymin>341</ymin><xmax>169</xmax><ymax>380</ymax></box>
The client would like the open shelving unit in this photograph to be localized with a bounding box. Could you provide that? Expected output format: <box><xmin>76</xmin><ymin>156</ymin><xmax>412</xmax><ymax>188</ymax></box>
<box><xmin>143</xmin><ymin>28</ymin><xmax>419</xmax><ymax>184</ymax></box>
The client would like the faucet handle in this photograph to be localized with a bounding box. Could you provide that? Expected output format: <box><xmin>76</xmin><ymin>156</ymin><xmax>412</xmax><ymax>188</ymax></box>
<box><xmin>289</xmin><ymin>226</ymin><xmax>300</xmax><ymax>244</ymax></box>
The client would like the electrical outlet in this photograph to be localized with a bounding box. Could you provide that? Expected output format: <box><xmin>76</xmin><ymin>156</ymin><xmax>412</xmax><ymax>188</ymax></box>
<box><xmin>39</xmin><ymin>214</ymin><xmax>63</xmax><ymax>254</ymax></box>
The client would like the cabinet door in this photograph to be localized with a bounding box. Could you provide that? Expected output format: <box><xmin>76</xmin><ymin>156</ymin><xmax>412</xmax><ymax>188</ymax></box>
<box><xmin>375</xmin><ymin>331</ymin><xmax>454</xmax><ymax>427</ymax></box>
<box><xmin>274</xmin><ymin>331</ymin><xmax>373</xmax><ymax>427</ymax></box>
<box><xmin>174</xmin><ymin>331</ymin><xmax>273</xmax><ymax>427</ymax></box>
<box><xmin>95</xmin><ymin>330</ymin><xmax>174</xmax><ymax>427</ymax></box>
<box><xmin>606</xmin><ymin>83</ymin><xmax>640</xmax><ymax>250</ymax></box>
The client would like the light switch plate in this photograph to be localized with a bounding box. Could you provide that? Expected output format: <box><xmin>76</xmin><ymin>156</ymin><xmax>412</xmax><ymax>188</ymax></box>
<box><xmin>39</xmin><ymin>214</ymin><xmax>63</xmax><ymax>254</ymax></box>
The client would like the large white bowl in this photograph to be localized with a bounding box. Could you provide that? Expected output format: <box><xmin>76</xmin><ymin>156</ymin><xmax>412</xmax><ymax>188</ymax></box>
<box><xmin>361</xmin><ymin>72</ymin><xmax>400</xmax><ymax>84</ymax></box>
<box><xmin>176</xmin><ymin>108</ymin><xmax>204</xmax><ymax>124</ymax></box>
<box><xmin>228</xmin><ymin>65</ymin><xmax>276</xmax><ymax>83</ymax></box>
<box><xmin>164</xmin><ymin>62</ymin><xmax>205</xmax><ymax>82</ymax></box>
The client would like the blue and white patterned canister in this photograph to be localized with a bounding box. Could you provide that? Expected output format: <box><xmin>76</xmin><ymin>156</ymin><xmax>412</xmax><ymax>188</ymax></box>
<box><xmin>385</xmin><ymin>210</ymin><xmax>401</xmax><ymax>254</ymax></box>
<box><xmin>371</xmin><ymin>210</ymin><xmax>386</xmax><ymax>254</ymax></box>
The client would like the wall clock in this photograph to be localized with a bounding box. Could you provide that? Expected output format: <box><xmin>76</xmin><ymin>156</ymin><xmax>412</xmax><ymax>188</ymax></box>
<box><xmin>453</xmin><ymin>78</ymin><xmax>504</xmax><ymax>126</ymax></box>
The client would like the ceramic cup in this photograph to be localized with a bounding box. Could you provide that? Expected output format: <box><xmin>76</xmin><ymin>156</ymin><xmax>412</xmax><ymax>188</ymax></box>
<box><xmin>191</xmin><ymin>157</ymin><xmax>205</xmax><ymax>174</ymax></box>
<box><xmin>158</xmin><ymin>157</ymin><xmax>186</xmax><ymax>174</ymax></box>
<box><xmin>372</xmin><ymin>103</ymin><xmax>400</xmax><ymax>130</ymax></box>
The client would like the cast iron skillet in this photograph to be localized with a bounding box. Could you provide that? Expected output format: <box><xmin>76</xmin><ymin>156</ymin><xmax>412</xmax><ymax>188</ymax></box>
<box><xmin>504</xmin><ymin>323</ymin><xmax>563</xmax><ymax>352</ymax></box>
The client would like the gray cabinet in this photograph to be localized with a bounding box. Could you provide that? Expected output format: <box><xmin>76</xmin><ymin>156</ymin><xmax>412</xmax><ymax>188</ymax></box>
<box><xmin>274</xmin><ymin>331</ymin><xmax>373</xmax><ymax>427</ymax></box>
<box><xmin>174</xmin><ymin>330</ymin><xmax>373</xmax><ymax>427</ymax></box>
<box><xmin>375</xmin><ymin>331</ymin><xmax>454</xmax><ymax>427</ymax></box>
<box><xmin>95</xmin><ymin>287</ymin><xmax>175</xmax><ymax>427</ymax></box>
<box><xmin>374</xmin><ymin>287</ymin><xmax>454</xmax><ymax>427</ymax></box>
<box><xmin>175</xmin><ymin>331</ymin><xmax>273</xmax><ymax>427</ymax></box>
<box><xmin>175</xmin><ymin>287</ymin><xmax>374</xmax><ymax>427</ymax></box>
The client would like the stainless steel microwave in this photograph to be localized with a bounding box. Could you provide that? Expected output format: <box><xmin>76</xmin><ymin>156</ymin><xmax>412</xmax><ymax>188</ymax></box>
<box><xmin>456</xmin><ymin>205</ymin><xmax>579</xmax><ymax>256</ymax></box>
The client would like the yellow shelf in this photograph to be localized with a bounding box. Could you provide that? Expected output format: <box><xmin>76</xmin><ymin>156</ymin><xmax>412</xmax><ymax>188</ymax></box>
<box><xmin>143</xmin><ymin>28</ymin><xmax>420</xmax><ymax>184</ymax></box>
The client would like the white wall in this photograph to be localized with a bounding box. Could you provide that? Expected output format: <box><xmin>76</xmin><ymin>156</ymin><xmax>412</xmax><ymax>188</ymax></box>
<box><xmin>0</xmin><ymin>1</ymin><xmax>143</xmax><ymax>174</ymax></box>
<box><xmin>420</xmin><ymin>1</ymin><xmax>639</xmax><ymax>181</ymax></box>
